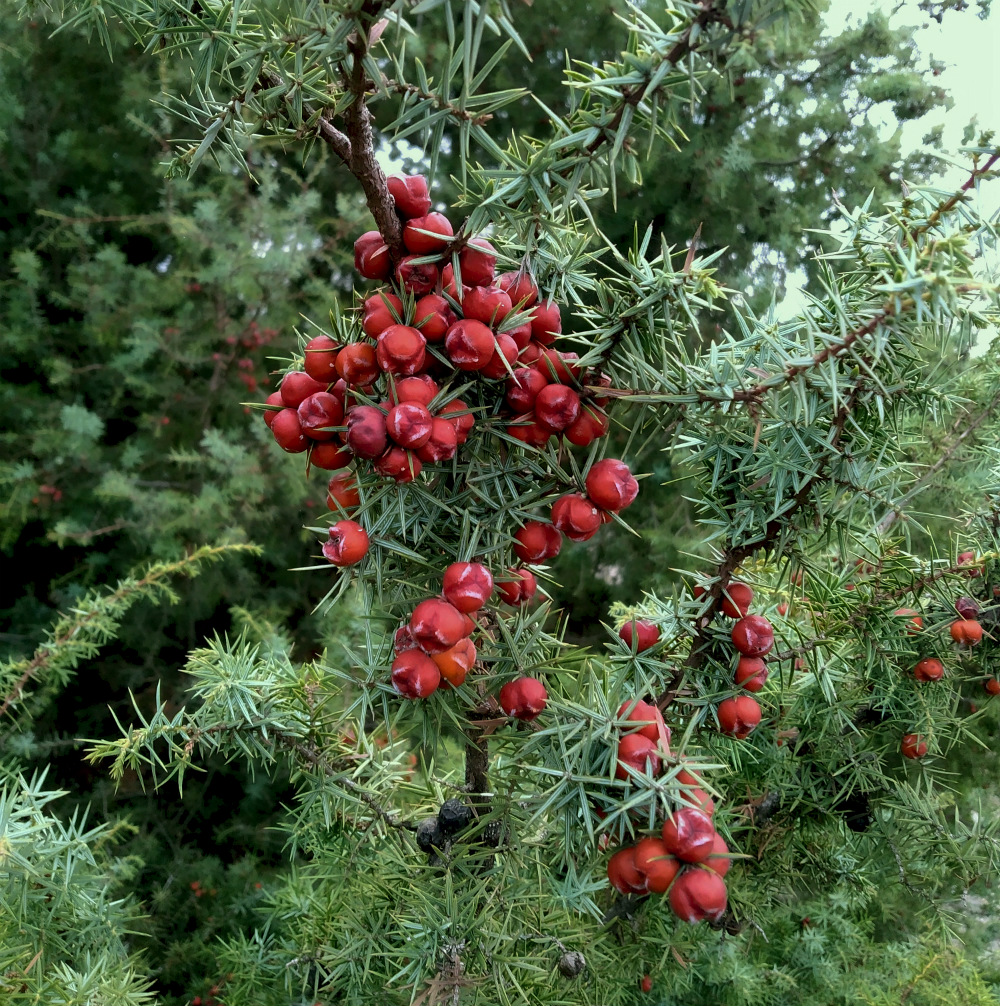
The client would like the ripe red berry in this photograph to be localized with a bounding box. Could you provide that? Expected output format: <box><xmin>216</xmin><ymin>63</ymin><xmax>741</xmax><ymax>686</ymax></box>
<box><xmin>551</xmin><ymin>493</ymin><xmax>602</xmax><ymax>542</ymax></box>
<box><xmin>386</xmin><ymin>402</ymin><xmax>434</xmax><ymax>449</ymax></box>
<box><xmin>327</xmin><ymin>471</ymin><xmax>360</xmax><ymax>512</ymax></box>
<box><xmin>480</xmin><ymin>333</ymin><xmax>519</xmax><ymax>380</ymax></box>
<box><xmin>391</xmin><ymin>650</ymin><xmax>441</xmax><ymax>699</ymax></box>
<box><xmin>506</xmin><ymin>367</ymin><xmax>549</xmax><ymax>412</ymax></box>
<box><xmin>262</xmin><ymin>391</ymin><xmax>284</xmax><ymax>428</ymax></box>
<box><xmin>444</xmin><ymin>319</ymin><xmax>496</xmax><ymax>371</ymax></box>
<box><xmin>633</xmin><ymin>837</ymin><xmax>680</xmax><ymax>893</ymax></box>
<box><xmin>530</xmin><ymin>300</ymin><xmax>562</xmax><ymax>345</ymax></box>
<box><xmin>497</xmin><ymin>568</ymin><xmax>537</xmax><ymax>605</ymax></box>
<box><xmin>280</xmin><ymin>370</ymin><xmax>328</xmax><ymax>408</ymax></box>
<box><xmin>893</xmin><ymin>607</ymin><xmax>923</xmax><ymax>634</ymax></box>
<box><xmin>387</xmin><ymin>174</ymin><xmax>431</xmax><ymax>218</ymax></box>
<box><xmin>499</xmin><ymin>676</ymin><xmax>548</xmax><ymax>720</ymax></box>
<box><xmin>661</xmin><ymin>807</ymin><xmax>715</xmax><ymax>863</ymax></box>
<box><xmin>458</xmin><ymin>237</ymin><xmax>497</xmax><ymax>287</ymax></box>
<box><xmin>735</xmin><ymin>656</ymin><xmax>768</xmax><ymax>692</ymax></box>
<box><xmin>534</xmin><ymin>384</ymin><xmax>581</xmax><ymax>431</ymax></box>
<box><xmin>415</xmin><ymin>418</ymin><xmax>459</xmax><ymax>463</ymax></box>
<box><xmin>616</xmin><ymin>699</ymin><xmax>667</xmax><ymax>744</ymax></box>
<box><xmin>409</xmin><ymin>598</ymin><xmax>467</xmax><ymax>654</ymax></box>
<box><xmin>508</xmin><ymin>414</ymin><xmax>556</xmax><ymax>448</ymax></box>
<box><xmin>461</xmin><ymin>283</ymin><xmax>511</xmax><ymax>323</ymax></box>
<box><xmin>731</xmin><ymin>615</ymin><xmax>774</xmax><ymax>657</ymax></box>
<box><xmin>438</xmin><ymin>400</ymin><xmax>475</xmax><ymax>443</ymax></box>
<box><xmin>354</xmin><ymin>230</ymin><xmax>390</xmax><ymax>280</ymax></box>
<box><xmin>668</xmin><ymin>868</ymin><xmax>727</xmax><ymax>923</ymax></box>
<box><xmin>586</xmin><ymin>459</ymin><xmax>639</xmax><ymax>512</ymax></box>
<box><xmin>271</xmin><ymin>409</ymin><xmax>309</xmax><ymax>453</ymax></box>
<box><xmin>950</xmin><ymin>619</ymin><xmax>983</xmax><ymax>645</ymax></box>
<box><xmin>717</xmin><ymin>695</ymin><xmax>762</xmax><ymax>739</ymax></box>
<box><xmin>705</xmin><ymin>834</ymin><xmax>730</xmax><ymax>876</ymax></box>
<box><xmin>310</xmin><ymin>441</ymin><xmax>352</xmax><ymax>471</ymax></box>
<box><xmin>346</xmin><ymin>406</ymin><xmax>388</xmax><ymax>459</ymax></box>
<box><xmin>955</xmin><ymin>596</ymin><xmax>981</xmax><ymax>619</ymax></box>
<box><xmin>322</xmin><ymin>520</ymin><xmax>370</xmax><ymax>566</ymax></box>
<box><xmin>564</xmin><ymin>405</ymin><xmax>609</xmax><ymax>447</ymax></box>
<box><xmin>607</xmin><ymin>847</ymin><xmax>645</xmax><ymax>894</ymax></box>
<box><xmin>513</xmin><ymin>521</ymin><xmax>562</xmax><ymax>563</ymax></box>
<box><xmin>377</xmin><ymin>325</ymin><xmax>427</xmax><ymax>376</ymax></box>
<box><xmin>362</xmin><ymin>292</ymin><xmax>403</xmax><ymax>338</ymax></box>
<box><xmin>985</xmin><ymin>678</ymin><xmax>1000</xmax><ymax>695</ymax></box>
<box><xmin>403</xmin><ymin>212</ymin><xmax>453</xmax><ymax>254</ymax></box>
<box><xmin>913</xmin><ymin>657</ymin><xmax>944</xmax><ymax>682</ymax></box>
<box><xmin>412</xmin><ymin>294</ymin><xmax>456</xmax><ymax>343</ymax></box>
<box><xmin>303</xmin><ymin>335</ymin><xmax>340</xmax><ymax>383</ymax></box>
<box><xmin>395</xmin><ymin>255</ymin><xmax>439</xmax><ymax>296</ymax></box>
<box><xmin>901</xmin><ymin>733</ymin><xmax>928</xmax><ymax>759</ymax></box>
<box><xmin>336</xmin><ymin>342</ymin><xmax>380</xmax><ymax>387</ymax></box>
<box><xmin>615</xmin><ymin>733</ymin><xmax>662</xmax><ymax>780</ymax></box>
<box><xmin>432</xmin><ymin>637</ymin><xmax>477</xmax><ymax>687</ymax></box>
<box><xmin>720</xmin><ymin>582</ymin><xmax>754</xmax><ymax>619</ymax></box>
<box><xmin>957</xmin><ymin>550</ymin><xmax>982</xmax><ymax>576</ymax></box>
<box><xmin>535</xmin><ymin>348</ymin><xmax>580</xmax><ymax>384</ymax></box>
<box><xmin>640</xmin><ymin>974</ymin><xmax>653</xmax><ymax>994</ymax></box>
<box><xmin>684</xmin><ymin>787</ymin><xmax>715</xmax><ymax>817</ymax></box>
<box><xmin>442</xmin><ymin>562</ymin><xmax>494</xmax><ymax>612</ymax></box>
<box><xmin>374</xmin><ymin>447</ymin><xmax>422</xmax><ymax>483</ymax></box>
<box><xmin>297</xmin><ymin>392</ymin><xmax>343</xmax><ymax>441</ymax></box>
<box><xmin>618</xmin><ymin>620</ymin><xmax>660</xmax><ymax>652</ymax></box>
<box><xmin>498</xmin><ymin>270</ymin><xmax>539</xmax><ymax>308</ymax></box>
<box><xmin>390</xmin><ymin>374</ymin><xmax>439</xmax><ymax>407</ymax></box>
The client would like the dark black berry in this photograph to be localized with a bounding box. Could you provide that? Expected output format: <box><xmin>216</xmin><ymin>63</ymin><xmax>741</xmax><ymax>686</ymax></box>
<box><xmin>438</xmin><ymin>798</ymin><xmax>473</xmax><ymax>835</ymax></box>
<box><xmin>416</xmin><ymin>816</ymin><xmax>442</xmax><ymax>852</ymax></box>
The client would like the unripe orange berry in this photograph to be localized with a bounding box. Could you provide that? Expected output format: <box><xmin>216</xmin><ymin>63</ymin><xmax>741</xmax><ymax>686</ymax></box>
<box><xmin>913</xmin><ymin>657</ymin><xmax>944</xmax><ymax>682</ymax></box>
<box><xmin>432</xmin><ymin>638</ymin><xmax>477</xmax><ymax>687</ymax></box>
<box><xmin>950</xmin><ymin>619</ymin><xmax>983</xmax><ymax>646</ymax></box>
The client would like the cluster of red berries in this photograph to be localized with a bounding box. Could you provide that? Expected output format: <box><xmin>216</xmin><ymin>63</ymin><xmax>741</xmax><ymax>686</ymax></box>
<box><xmin>389</xmin><ymin>560</ymin><xmax>549</xmax><ymax>717</ymax></box>
<box><xmin>607</xmin><ymin>781</ymin><xmax>730</xmax><ymax>924</ymax></box>
<box><xmin>695</xmin><ymin>581</ymin><xmax>772</xmax><ymax>739</ymax></box>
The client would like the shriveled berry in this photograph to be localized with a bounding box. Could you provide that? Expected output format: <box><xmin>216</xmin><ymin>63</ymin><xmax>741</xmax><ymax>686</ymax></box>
<box><xmin>322</xmin><ymin>520</ymin><xmax>369</xmax><ymax>566</ymax></box>
<box><xmin>955</xmin><ymin>596</ymin><xmax>981</xmax><ymax>619</ymax></box>
<box><xmin>442</xmin><ymin>562</ymin><xmax>494</xmax><ymax>612</ymax></box>
<box><xmin>586</xmin><ymin>459</ymin><xmax>639</xmax><ymax>512</ymax></box>
<box><xmin>394</xmin><ymin>623</ymin><xmax>418</xmax><ymax>653</ymax></box>
<box><xmin>396</xmin><ymin>256</ymin><xmax>439</xmax><ymax>296</ymax></box>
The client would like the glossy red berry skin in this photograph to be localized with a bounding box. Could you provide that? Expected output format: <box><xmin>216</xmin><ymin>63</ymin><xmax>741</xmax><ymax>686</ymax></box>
<box><xmin>535</xmin><ymin>348</ymin><xmax>580</xmax><ymax>385</ymax></box>
<box><xmin>705</xmin><ymin>834</ymin><xmax>731</xmax><ymax>877</ymax></box>
<box><xmin>534</xmin><ymin>384</ymin><xmax>580</xmax><ymax>432</ymax></box>
<box><xmin>497</xmin><ymin>568</ymin><xmax>537</xmax><ymax>605</ymax></box>
<box><xmin>345</xmin><ymin>406</ymin><xmax>388</xmax><ymax>459</ymax></box>
<box><xmin>444</xmin><ymin>319</ymin><xmax>496</xmax><ymax>371</ymax></box>
<box><xmin>303</xmin><ymin>335</ymin><xmax>341</xmax><ymax>383</ymax></box>
<box><xmin>326</xmin><ymin>472</ymin><xmax>360</xmax><ymax>512</ymax></box>
<box><xmin>607</xmin><ymin>847</ymin><xmax>645</xmax><ymax>894</ymax></box>
<box><xmin>377</xmin><ymin>325</ymin><xmax>427</xmax><ymax>376</ymax></box>
<box><xmin>564</xmin><ymin>405</ymin><xmax>609</xmax><ymax>447</ymax></box>
<box><xmin>297</xmin><ymin>392</ymin><xmax>344</xmax><ymax>441</ymax></box>
<box><xmin>354</xmin><ymin>230</ymin><xmax>390</xmax><ymax>280</ymax></box>
<box><xmin>280</xmin><ymin>371</ymin><xmax>328</xmax><ymax>408</ymax></box>
<box><xmin>661</xmin><ymin>808</ymin><xmax>715</xmax><ymax>863</ymax></box>
<box><xmin>395</xmin><ymin>256</ymin><xmax>439</xmax><ymax>296</ymax></box>
<box><xmin>336</xmin><ymin>342</ymin><xmax>380</xmax><ymax>387</ymax></box>
<box><xmin>717</xmin><ymin>695</ymin><xmax>762</xmax><ymax>739</ymax></box>
<box><xmin>499</xmin><ymin>676</ymin><xmax>548</xmax><ymax>720</ymax></box>
<box><xmin>668</xmin><ymin>868</ymin><xmax>727</xmax><ymax>923</ymax></box>
<box><xmin>374</xmin><ymin>447</ymin><xmax>422</xmax><ymax>483</ymax></box>
<box><xmin>513</xmin><ymin>521</ymin><xmax>562</xmax><ymax>564</ymax></box>
<box><xmin>616</xmin><ymin>699</ymin><xmax>667</xmax><ymax>744</ymax></box>
<box><xmin>387</xmin><ymin>174</ymin><xmax>431</xmax><ymax>218</ymax></box>
<box><xmin>386</xmin><ymin>402</ymin><xmax>434</xmax><ymax>449</ymax></box>
<box><xmin>633</xmin><ymin>837</ymin><xmax>680</xmax><ymax>894</ymax></box>
<box><xmin>951</xmin><ymin>619</ymin><xmax>984</xmax><ymax>646</ymax></box>
<box><xmin>735</xmin><ymin>656</ymin><xmax>768</xmax><ymax>692</ymax></box>
<box><xmin>498</xmin><ymin>270</ymin><xmax>539</xmax><ymax>308</ymax></box>
<box><xmin>506</xmin><ymin>367</ymin><xmax>549</xmax><ymax>412</ymax></box>
<box><xmin>480</xmin><ymin>333</ymin><xmax>519</xmax><ymax>380</ymax></box>
<box><xmin>309</xmin><ymin>441</ymin><xmax>352</xmax><ymax>471</ymax></box>
<box><xmin>913</xmin><ymin>658</ymin><xmax>944</xmax><ymax>683</ymax></box>
<box><xmin>409</xmin><ymin>598</ymin><xmax>467</xmax><ymax>654</ymax></box>
<box><xmin>720</xmin><ymin>582</ymin><xmax>754</xmax><ymax>619</ymax></box>
<box><xmin>585</xmin><ymin>459</ymin><xmax>639</xmax><ymax>512</ymax></box>
<box><xmin>985</xmin><ymin>678</ymin><xmax>1000</xmax><ymax>695</ymax></box>
<box><xmin>390</xmin><ymin>375</ymin><xmax>439</xmax><ymax>407</ymax></box>
<box><xmin>442</xmin><ymin>562</ymin><xmax>494</xmax><ymax>613</ymax></box>
<box><xmin>731</xmin><ymin>615</ymin><xmax>774</xmax><ymax>657</ymax></box>
<box><xmin>362</xmin><ymin>292</ymin><xmax>403</xmax><ymax>338</ymax></box>
<box><xmin>458</xmin><ymin>237</ymin><xmax>497</xmax><ymax>287</ymax></box>
<box><xmin>615</xmin><ymin>733</ymin><xmax>662</xmax><ymax>780</ymax></box>
<box><xmin>901</xmin><ymin>733</ymin><xmax>928</xmax><ymax>759</ymax></box>
<box><xmin>438</xmin><ymin>400</ymin><xmax>475</xmax><ymax>442</ymax></box>
<box><xmin>618</xmin><ymin>620</ymin><xmax>660</xmax><ymax>653</ymax></box>
<box><xmin>262</xmin><ymin>392</ymin><xmax>284</xmax><ymax>428</ymax></box>
<box><xmin>403</xmin><ymin>212</ymin><xmax>454</xmax><ymax>254</ymax></box>
<box><xmin>462</xmin><ymin>285</ymin><xmax>512</xmax><ymax>325</ymax></box>
<box><xmin>551</xmin><ymin>493</ymin><xmax>602</xmax><ymax>542</ymax></box>
<box><xmin>640</xmin><ymin>975</ymin><xmax>653</xmax><ymax>994</ymax></box>
<box><xmin>433</xmin><ymin>637</ymin><xmax>477</xmax><ymax>687</ymax></box>
<box><xmin>391</xmin><ymin>650</ymin><xmax>441</xmax><ymax>699</ymax></box>
<box><xmin>415</xmin><ymin>418</ymin><xmax>459</xmax><ymax>463</ymax></box>
<box><xmin>530</xmin><ymin>300</ymin><xmax>562</xmax><ymax>345</ymax></box>
<box><xmin>271</xmin><ymin>409</ymin><xmax>309</xmax><ymax>453</ymax></box>
<box><xmin>322</xmin><ymin>520</ymin><xmax>369</xmax><ymax>566</ymax></box>
<box><xmin>893</xmin><ymin>607</ymin><xmax>923</xmax><ymax>634</ymax></box>
<box><xmin>413</xmin><ymin>294</ymin><xmax>456</xmax><ymax>343</ymax></box>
